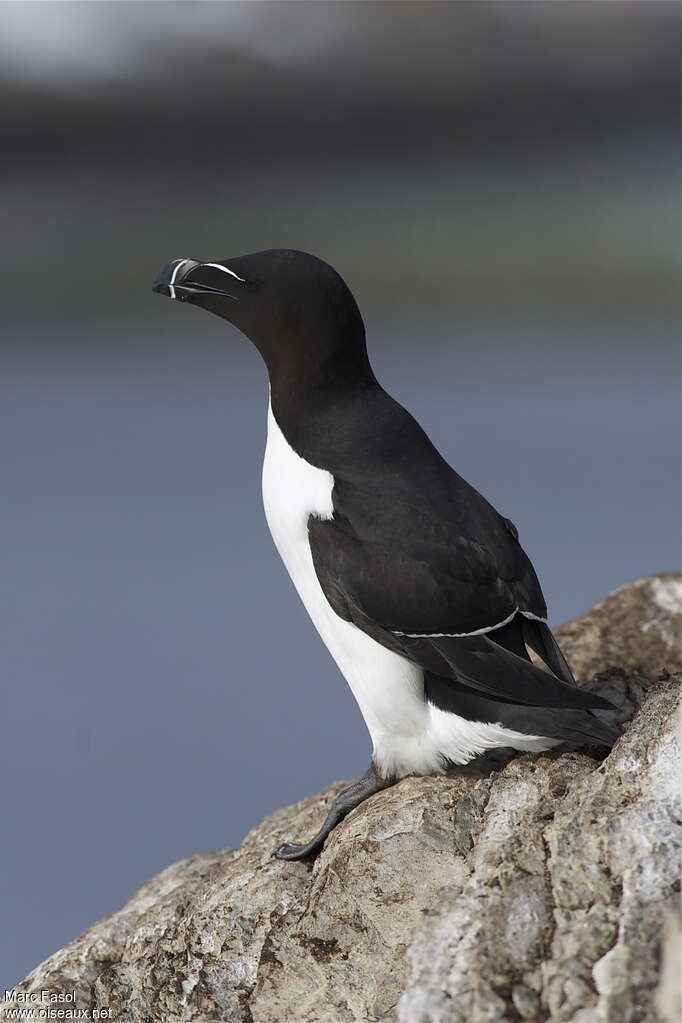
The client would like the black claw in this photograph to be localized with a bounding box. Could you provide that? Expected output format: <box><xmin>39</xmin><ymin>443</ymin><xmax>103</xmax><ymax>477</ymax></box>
<box><xmin>274</xmin><ymin>841</ymin><xmax>316</xmax><ymax>861</ymax></box>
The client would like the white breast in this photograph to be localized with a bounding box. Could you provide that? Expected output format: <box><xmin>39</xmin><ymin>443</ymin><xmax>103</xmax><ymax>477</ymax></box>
<box><xmin>261</xmin><ymin>400</ymin><xmax>556</xmax><ymax>778</ymax></box>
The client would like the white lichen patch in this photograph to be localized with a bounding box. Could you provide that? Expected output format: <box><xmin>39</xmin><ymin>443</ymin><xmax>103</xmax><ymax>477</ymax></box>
<box><xmin>650</xmin><ymin>576</ymin><xmax>682</xmax><ymax>616</ymax></box>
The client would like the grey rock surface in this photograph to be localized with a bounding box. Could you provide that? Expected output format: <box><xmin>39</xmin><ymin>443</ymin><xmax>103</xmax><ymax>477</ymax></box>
<box><xmin>555</xmin><ymin>573</ymin><xmax>681</xmax><ymax>681</ymax></box>
<box><xmin>399</xmin><ymin>679</ymin><xmax>680</xmax><ymax>1023</ymax></box>
<box><xmin>1</xmin><ymin>583</ymin><xmax>680</xmax><ymax>1023</ymax></box>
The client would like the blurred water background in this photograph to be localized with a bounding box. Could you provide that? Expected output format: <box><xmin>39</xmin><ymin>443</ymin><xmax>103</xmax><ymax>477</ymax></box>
<box><xmin>1</xmin><ymin>1</ymin><xmax>680</xmax><ymax>989</ymax></box>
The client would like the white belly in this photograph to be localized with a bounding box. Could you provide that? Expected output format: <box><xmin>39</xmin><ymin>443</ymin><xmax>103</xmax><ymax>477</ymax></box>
<box><xmin>261</xmin><ymin>400</ymin><xmax>555</xmax><ymax>778</ymax></box>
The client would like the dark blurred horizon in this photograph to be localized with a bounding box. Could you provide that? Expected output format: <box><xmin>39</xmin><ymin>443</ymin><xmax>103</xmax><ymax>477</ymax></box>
<box><xmin>1</xmin><ymin>0</ymin><xmax>680</xmax><ymax>993</ymax></box>
<box><xmin>2</xmin><ymin>1</ymin><xmax>680</xmax><ymax>325</ymax></box>
<box><xmin>2</xmin><ymin>2</ymin><xmax>679</xmax><ymax>159</ymax></box>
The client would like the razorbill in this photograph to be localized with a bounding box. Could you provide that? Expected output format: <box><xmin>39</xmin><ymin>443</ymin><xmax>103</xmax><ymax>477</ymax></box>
<box><xmin>152</xmin><ymin>249</ymin><xmax>619</xmax><ymax>860</ymax></box>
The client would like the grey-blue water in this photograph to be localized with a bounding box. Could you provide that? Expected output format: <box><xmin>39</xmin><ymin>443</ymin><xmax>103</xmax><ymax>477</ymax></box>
<box><xmin>1</xmin><ymin>310</ymin><xmax>679</xmax><ymax>988</ymax></box>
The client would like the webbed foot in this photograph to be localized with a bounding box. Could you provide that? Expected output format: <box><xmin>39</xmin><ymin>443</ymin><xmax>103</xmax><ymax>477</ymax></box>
<box><xmin>273</xmin><ymin>762</ymin><xmax>392</xmax><ymax>861</ymax></box>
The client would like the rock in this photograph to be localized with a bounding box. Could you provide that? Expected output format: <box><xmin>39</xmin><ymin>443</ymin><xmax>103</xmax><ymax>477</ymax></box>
<box><xmin>555</xmin><ymin>573</ymin><xmax>681</xmax><ymax>680</ymax></box>
<box><xmin>655</xmin><ymin>906</ymin><xmax>682</xmax><ymax>1023</ymax></box>
<box><xmin>1</xmin><ymin>589</ymin><xmax>680</xmax><ymax>1023</ymax></box>
<box><xmin>399</xmin><ymin>679</ymin><xmax>680</xmax><ymax>1023</ymax></box>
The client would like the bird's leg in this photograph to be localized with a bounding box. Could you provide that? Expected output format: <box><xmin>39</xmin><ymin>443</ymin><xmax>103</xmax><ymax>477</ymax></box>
<box><xmin>274</xmin><ymin>761</ymin><xmax>393</xmax><ymax>861</ymax></box>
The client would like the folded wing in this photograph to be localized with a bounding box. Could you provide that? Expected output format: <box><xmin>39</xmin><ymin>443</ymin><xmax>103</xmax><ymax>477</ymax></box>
<box><xmin>308</xmin><ymin>507</ymin><xmax>619</xmax><ymax>744</ymax></box>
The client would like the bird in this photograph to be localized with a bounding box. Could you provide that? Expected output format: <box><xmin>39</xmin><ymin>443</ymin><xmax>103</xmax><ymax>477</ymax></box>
<box><xmin>152</xmin><ymin>248</ymin><xmax>620</xmax><ymax>860</ymax></box>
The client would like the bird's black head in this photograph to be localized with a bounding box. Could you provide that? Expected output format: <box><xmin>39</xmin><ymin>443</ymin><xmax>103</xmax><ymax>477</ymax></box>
<box><xmin>153</xmin><ymin>249</ymin><xmax>372</xmax><ymax>399</ymax></box>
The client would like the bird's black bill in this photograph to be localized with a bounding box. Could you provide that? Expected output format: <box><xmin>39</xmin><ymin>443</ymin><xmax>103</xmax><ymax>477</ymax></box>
<box><xmin>172</xmin><ymin>282</ymin><xmax>238</xmax><ymax>300</ymax></box>
<box><xmin>152</xmin><ymin>258</ymin><xmax>238</xmax><ymax>303</ymax></box>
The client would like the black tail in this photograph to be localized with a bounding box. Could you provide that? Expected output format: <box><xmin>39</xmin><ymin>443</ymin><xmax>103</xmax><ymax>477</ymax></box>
<box><xmin>520</xmin><ymin>617</ymin><xmax>576</xmax><ymax>685</ymax></box>
<box><xmin>397</xmin><ymin>613</ymin><xmax>622</xmax><ymax>750</ymax></box>
<box><xmin>424</xmin><ymin>670</ymin><xmax>622</xmax><ymax>749</ymax></box>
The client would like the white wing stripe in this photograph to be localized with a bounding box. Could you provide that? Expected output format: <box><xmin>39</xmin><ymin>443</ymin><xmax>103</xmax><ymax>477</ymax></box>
<box><xmin>393</xmin><ymin>607</ymin><xmax>547</xmax><ymax>638</ymax></box>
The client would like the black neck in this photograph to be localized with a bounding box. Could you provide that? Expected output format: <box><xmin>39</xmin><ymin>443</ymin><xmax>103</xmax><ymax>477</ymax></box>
<box><xmin>268</xmin><ymin>333</ymin><xmax>377</xmax><ymax>452</ymax></box>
